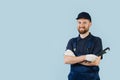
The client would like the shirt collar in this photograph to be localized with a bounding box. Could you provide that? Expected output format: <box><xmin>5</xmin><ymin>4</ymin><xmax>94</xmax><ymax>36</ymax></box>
<box><xmin>77</xmin><ymin>32</ymin><xmax>92</xmax><ymax>41</ymax></box>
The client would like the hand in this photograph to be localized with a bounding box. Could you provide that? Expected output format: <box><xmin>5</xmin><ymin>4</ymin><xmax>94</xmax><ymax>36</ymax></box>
<box><xmin>85</xmin><ymin>54</ymin><xmax>98</xmax><ymax>62</ymax></box>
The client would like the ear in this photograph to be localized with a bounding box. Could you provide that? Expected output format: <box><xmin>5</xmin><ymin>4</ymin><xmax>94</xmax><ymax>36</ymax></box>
<box><xmin>89</xmin><ymin>22</ymin><xmax>92</xmax><ymax>27</ymax></box>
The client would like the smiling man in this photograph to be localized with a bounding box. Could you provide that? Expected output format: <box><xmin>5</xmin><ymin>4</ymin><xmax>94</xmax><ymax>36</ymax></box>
<box><xmin>64</xmin><ymin>12</ymin><xmax>103</xmax><ymax>80</ymax></box>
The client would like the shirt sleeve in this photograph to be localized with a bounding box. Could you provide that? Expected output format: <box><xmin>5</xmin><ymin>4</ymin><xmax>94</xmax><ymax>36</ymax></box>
<box><xmin>66</xmin><ymin>39</ymin><xmax>73</xmax><ymax>51</ymax></box>
<box><xmin>93</xmin><ymin>37</ymin><xmax>103</xmax><ymax>59</ymax></box>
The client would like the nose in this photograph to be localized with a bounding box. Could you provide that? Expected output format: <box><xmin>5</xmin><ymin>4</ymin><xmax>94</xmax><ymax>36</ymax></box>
<box><xmin>78</xmin><ymin>23</ymin><xmax>84</xmax><ymax>28</ymax></box>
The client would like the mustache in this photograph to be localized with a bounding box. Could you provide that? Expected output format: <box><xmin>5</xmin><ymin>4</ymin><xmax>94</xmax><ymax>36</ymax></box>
<box><xmin>79</xmin><ymin>27</ymin><xmax>85</xmax><ymax>29</ymax></box>
<box><xmin>78</xmin><ymin>26</ymin><xmax>85</xmax><ymax>28</ymax></box>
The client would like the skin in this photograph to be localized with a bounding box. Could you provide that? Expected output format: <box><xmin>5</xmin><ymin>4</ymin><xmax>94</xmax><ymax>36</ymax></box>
<box><xmin>64</xmin><ymin>18</ymin><xmax>101</xmax><ymax>66</ymax></box>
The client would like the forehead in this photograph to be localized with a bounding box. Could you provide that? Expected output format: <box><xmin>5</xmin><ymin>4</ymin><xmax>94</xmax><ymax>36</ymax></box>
<box><xmin>77</xmin><ymin>18</ymin><xmax>91</xmax><ymax>22</ymax></box>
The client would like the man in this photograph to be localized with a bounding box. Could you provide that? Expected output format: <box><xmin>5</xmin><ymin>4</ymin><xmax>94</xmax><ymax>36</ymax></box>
<box><xmin>64</xmin><ymin>12</ymin><xmax>103</xmax><ymax>80</ymax></box>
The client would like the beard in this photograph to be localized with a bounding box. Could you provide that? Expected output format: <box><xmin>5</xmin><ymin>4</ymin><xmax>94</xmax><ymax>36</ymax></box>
<box><xmin>78</xmin><ymin>27</ymin><xmax>89</xmax><ymax>34</ymax></box>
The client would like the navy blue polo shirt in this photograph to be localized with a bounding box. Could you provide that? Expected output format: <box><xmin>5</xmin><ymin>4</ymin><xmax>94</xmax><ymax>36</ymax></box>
<box><xmin>66</xmin><ymin>33</ymin><xmax>103</xmax><ymax>73</ymax></box>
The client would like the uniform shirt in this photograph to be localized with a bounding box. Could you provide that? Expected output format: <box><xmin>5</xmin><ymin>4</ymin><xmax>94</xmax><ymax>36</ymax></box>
<box><xmin>66</xmin><ymin>33</ymin><xmax>103</xmax><ymax>73</ymax></box>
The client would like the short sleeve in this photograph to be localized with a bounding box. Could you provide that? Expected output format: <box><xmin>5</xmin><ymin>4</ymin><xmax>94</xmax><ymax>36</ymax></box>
<box><xmin>66</xmin><ymin>39</ymin><xmax>73</xmax><ymax>51</ymax></box>
<box><xmin>93</xmin><ymin>37</ymin><xmax>103</xmax><ymax>59</ymax></box>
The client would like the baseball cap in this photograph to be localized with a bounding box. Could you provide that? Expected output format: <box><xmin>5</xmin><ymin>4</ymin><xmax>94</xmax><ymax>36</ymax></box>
<box><xmin>76</xmin><ymin>12</ymin><xmax>91</xmax><ymax>22</ymax></box>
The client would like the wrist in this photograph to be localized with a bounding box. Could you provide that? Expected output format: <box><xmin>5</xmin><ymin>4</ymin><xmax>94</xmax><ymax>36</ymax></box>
<box><xmin>79</xmin><ymin>55</ymin><xmax>86</xmax><ymax>61</ymax></box>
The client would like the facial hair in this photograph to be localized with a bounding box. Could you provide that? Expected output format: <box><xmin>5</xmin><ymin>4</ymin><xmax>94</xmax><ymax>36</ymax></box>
<box><xmin>78</xmin><ymin>27</ymin><xmax>89</xmax><ymax>34</ymax></box>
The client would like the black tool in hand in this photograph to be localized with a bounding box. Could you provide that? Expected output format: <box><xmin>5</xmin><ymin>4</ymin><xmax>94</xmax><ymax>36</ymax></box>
<box><xmin>97</xmin><ymin>47</ymin><xmax>110</xmax><ymax>56</ymax></box>
<box><xmin>80</xmin><ymin>47</ymin><xmax>110</xmax><ymax>63</ymax></box>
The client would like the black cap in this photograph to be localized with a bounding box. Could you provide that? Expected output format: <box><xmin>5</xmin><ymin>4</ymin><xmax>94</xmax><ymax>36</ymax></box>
<box><xmin>76</xmin><ymin>12</ymin><xmax>91</xmax><ymax>22</ymax></box>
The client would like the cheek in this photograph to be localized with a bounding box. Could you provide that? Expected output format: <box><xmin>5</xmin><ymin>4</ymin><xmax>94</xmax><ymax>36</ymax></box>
<box><xmin>77</xmin><ymin>24</ymin><xmax>80</xmax><ymax>28</ymax></box>
<box><xmin>77</xmin><ymin>24</ymin><xmax>82</xmax><ymax>28</ymax></box>
<box><xmin>85</xmin><ymin>24</ymin><xmax>90</xmax><ymax>28</ymax></box>
<box><xmin>88</xmin><ymin>23</ymin><xmax>91</xmax><ymax>27</ymax></box>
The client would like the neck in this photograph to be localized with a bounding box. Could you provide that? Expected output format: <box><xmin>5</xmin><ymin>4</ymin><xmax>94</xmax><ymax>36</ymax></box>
<box><xmin>80</xmin><ymin>32</ymin><xmax>90</xmax><ymax>39</ymax></box>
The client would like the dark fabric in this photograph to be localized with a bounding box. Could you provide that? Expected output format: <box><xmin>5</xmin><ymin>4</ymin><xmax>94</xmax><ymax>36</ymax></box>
<box><xmin>66</xmin><ymin>33</ymin><xmax>103</xmax><ymax>57</ymax></box>
<box><xmin>66</xmin><ymin>33</ymin><xmax>103</xmax><ymax>80</ymax></box>
<box><xmin>68</xmin><ymin>71</ymin><xmax>100</xmax><ymax>80</ymax></box>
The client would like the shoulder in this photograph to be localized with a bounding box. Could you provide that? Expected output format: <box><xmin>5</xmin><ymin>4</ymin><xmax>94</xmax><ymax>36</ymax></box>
<box><xmin>91</xmin><ymin>34</ymin><xmax>102</xmax><ymax>43</ymax></box>
<box><xmin>91</xmin><ymin>34</ymin><xmax>102</xmax><ymax>40</ymax></box>
<box><xmin>67</xmin><ymin>37</ymin><xmax>78</xmax><ymax>46</ymax></box>
<box><xmin>68</xmin><ymin>37</ymin><xmax>78</xmax><ymax>43</ymax></box>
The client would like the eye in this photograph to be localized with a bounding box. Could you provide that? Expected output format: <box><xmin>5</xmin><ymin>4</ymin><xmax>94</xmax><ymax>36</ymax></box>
<box><xmin>83</xmin><ymin>22</ymin><xmax>87</xmax><ymax>24</ymax></box>
<box><xmin>78</xmin><ymin>22</ymin><xmax>81</xmax><ymax>24</ymax></box>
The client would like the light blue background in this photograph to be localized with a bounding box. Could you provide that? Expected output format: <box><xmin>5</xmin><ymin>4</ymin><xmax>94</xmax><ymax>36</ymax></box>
<box><xmin>0</xmin><ymin>0</ymin><xmax>119</xmax><ymax>80</ymax></box>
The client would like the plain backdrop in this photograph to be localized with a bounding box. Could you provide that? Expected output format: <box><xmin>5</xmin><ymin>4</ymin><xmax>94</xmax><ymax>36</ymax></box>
<box><xmin>0</xmin><ymin>0</ymin><xmax>119</xmax><ymax>80</ymax></box>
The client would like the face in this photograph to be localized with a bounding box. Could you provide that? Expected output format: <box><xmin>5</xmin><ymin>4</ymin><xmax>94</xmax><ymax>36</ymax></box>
<box><xmin>77</xmin><ymin>19</ymin><xmax>92</xmax><ymax>34</ymax></box>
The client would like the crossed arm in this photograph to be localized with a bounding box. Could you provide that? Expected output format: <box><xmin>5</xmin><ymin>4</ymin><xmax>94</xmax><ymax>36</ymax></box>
<box><xmin>80</xmin><ymin>56</ymin><xmax>101</xmax><ymax>66</ymax></box>
<box><xmin>64</xmin><ymin>55</ymin><xmax>101</xmax><ymax>66</ymax></box>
